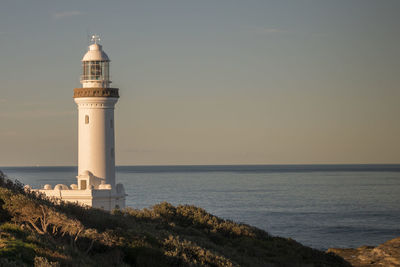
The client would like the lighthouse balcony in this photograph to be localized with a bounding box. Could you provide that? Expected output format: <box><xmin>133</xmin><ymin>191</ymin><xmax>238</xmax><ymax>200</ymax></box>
<box><xmin>74</xmin><ymin>87</ymin><xmax>119</xmax><ymax>98</ymax></box>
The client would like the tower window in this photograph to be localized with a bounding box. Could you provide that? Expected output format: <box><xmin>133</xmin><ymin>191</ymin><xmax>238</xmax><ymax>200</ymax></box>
<box><xmin>110</xmin><ymin>119</ymin><xmax>113</xmax><ymax>128</ymax></box>
<box><xmin>111</xmin><ymin>148</ymin><xmax>114</xmax><ymax>158</ymax></box>
<box><xmin>85</xmin><ymin>115</ymin><xmax>89</xmax><ymax>124</ymax></box>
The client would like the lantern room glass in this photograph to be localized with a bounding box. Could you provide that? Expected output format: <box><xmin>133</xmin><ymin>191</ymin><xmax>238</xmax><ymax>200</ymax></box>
<box><xmin>82</xmin><ymin>61</ymin><xmax>109</xmax><ymax>81</ymax></box>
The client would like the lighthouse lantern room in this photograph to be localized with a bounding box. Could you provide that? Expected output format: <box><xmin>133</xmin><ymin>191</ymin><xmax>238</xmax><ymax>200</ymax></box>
<box><xmin>81</xmin><ymin>35</ymin><xmax>110</xmax><ymax>88</ymax></box>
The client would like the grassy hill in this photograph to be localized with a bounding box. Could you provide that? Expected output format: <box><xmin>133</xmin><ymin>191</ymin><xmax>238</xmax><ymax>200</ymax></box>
<box><xmin>0</xmin><ymin>171</ymin><xmax>350</xmax><ymax>267</ymax></box>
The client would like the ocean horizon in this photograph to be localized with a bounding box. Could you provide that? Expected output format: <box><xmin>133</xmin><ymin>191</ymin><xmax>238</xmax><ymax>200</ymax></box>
<box><xmin>1</xmin><ymin>164</ymin><xmax>400</xmax><ymax>250</ymax></box>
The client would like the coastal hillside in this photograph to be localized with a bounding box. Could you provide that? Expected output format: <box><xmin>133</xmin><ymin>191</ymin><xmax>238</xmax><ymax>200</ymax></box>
<box><xmin>328</xmin><ymin>238</ymin><xmax>400</xmax><ymax>267</ymax></box>
<box><xmin>0</xmin><ymin>171</ymin><xmax>350</xmax><ymax>267</ymax></box>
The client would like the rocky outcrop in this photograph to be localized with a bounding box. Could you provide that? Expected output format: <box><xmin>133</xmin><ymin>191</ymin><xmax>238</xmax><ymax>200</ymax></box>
<box><xmin>328</xmin><ymin>237</ymin><xmax>400</xmax><ymax>267</ymax></box>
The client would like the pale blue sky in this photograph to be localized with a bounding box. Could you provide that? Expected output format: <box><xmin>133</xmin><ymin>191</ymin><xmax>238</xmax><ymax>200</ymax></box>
<box><xmin>1</xmin><ymin>0</ymin><xmax>399</xmax><ymax>166</ymax></box>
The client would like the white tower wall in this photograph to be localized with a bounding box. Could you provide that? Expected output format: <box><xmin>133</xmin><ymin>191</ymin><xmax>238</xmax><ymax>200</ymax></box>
<box><xmin>75</xmin><ymin>97</ymin><xmax>118</xmax><ymax>187</ymax></box>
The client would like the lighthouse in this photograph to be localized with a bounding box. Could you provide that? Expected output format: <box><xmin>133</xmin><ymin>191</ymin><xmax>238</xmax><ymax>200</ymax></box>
<box><xmin>74</xmin><ymin>35</ymin><xmax>119</xmax><ymax>190</ymax></box>
<box><xmin>32</xmin><ymin>36</ymin><xmax>126</xmax><ymax>211</ymax></box>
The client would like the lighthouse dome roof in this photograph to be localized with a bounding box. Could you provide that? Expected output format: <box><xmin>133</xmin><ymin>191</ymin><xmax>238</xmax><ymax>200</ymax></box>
<box><xmin>82</xmin><ymin>43</ymin><xmax>110</xmax><ymax>62</ymax></box>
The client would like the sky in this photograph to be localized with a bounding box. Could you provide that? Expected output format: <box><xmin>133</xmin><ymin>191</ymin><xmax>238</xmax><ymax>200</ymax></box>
<box><xmin>0</xmin><ymin>0</ymin><xmax>399</xmax><ymax>166</ymax></box>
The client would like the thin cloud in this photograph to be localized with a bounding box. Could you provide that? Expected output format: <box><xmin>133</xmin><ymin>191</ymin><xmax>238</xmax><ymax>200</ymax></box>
<box><xmin>0</xmin><ymin>110</ymin><xmax>74</xmax><ymax>119</ymax></box>
<box><xmin>1</xmin><ymin>131</ymin><xmax>18</xmax><ymax>137</ymax></box>
<box><xmin>121</xmin><ymin>148</ymin><xmax>158</xmax><ymax>153</ymax></box>
<box><xmin>251</xmin><ymin>27</ymin><xmax>287</xmax><ymax>35</ymax></box>
<box><xmin>52</xmin><ymin>11</ymin><xmax>83</xmax><ymax>19</ymax></box>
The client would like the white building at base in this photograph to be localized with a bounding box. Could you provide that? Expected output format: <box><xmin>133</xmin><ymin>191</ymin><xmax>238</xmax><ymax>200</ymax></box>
<box><xmin>32</xmin><ymin>36</ymin><xmax>126</xmax><ymax>211</ymax></box>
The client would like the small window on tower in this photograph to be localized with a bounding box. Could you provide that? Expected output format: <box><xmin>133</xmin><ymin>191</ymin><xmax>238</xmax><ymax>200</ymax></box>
<box><xmin>111</xmin><ymin>148</ymin><xmax>114</xmax><ymax>158</ymax></box>
<box><xmin>110</xmin><ymin>119</ymin><xmax>113</xmax><ymax>128</ymax></box>
<box><xmin>85</xmin><ymin>115</ymin><xmax>89</xmax><ymax>124</ymax></box>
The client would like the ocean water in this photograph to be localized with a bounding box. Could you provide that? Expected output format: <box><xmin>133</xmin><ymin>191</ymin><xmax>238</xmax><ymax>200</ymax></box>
<box><xmin>1</xmin><ymin>164</ymin><xmax>400</xmax><ymax>250</ymax></box>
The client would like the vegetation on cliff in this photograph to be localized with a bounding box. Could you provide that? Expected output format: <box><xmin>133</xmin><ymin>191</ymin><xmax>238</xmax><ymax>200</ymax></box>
<box><xmin>328</xmin><ymin>237</ymin><xmax>400</xmax><ymax>267</ymax></box>
<box><xmin>0</xmin><ymin>171</ymin><xmax>350</xmax><ymax>266</ymax></box>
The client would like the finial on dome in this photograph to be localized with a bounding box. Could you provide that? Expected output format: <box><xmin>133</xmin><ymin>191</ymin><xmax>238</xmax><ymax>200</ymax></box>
<box><xmin>91</xmin><ymin>34</ymin><xmax>101</xmax><ymax>44</ymax></box>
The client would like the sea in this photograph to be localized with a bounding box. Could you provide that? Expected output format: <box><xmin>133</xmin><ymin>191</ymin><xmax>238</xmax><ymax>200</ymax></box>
<box><xmin>1</xmin><ymin>164</ymin><xmax>400</xmax><ymax>251</ymax></box>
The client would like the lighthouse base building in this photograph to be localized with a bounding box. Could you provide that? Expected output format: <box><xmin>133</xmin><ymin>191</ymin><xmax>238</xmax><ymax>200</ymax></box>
<box><xmin>34</xmin><ymin>174</ymin><xmax>126</xmax><ymax>211</ymax></box>
<box><xmin>31</xmin><ymin>36</ymin><xmax>126</xmax><ymax>211</ymax></box>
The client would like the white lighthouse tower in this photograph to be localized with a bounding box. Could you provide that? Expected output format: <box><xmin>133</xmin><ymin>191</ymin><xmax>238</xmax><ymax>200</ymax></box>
<box><xmin>74</xmin><ymin>36</ymin><xmax>118</xmax><ymax>191</ymax></box>
<box><xmin>32</xmin><ymin>36</ymin><xmax>126</xmax><ymax>211</ymax></box>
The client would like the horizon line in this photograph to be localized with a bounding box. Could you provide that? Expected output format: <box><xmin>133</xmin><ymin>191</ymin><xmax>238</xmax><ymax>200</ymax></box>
<box><xmin>2</xmin><ymin>163</ymin><xmax>400</xmax><ymax>168</ymax></box>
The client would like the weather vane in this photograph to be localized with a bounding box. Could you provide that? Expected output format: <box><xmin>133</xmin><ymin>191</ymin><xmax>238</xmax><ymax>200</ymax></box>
<box><xmin>91</xmin><ymin>34</ymin><xmax>101</xmax><ymax>44</ymax></box>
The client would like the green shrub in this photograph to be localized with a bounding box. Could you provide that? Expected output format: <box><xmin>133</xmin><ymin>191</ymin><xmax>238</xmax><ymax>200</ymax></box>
<box><xmin>0</xmin><ymin>238</ymin><xmax>36</xmax><ymax>265</ymax></box>
<box><xmin>163</xmin><ymin>235</ymin><xmax>237</xmax><ymax>267</ymax></box>
<box><xmin>0</xmin><ymin>223</ymin><xmax>27</xmax><ymax>239</ymax></box>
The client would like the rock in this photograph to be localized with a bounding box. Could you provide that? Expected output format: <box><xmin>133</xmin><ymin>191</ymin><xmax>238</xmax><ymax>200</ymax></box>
<box><xmin>328</xmin><ymin>237</ymin><xmax>400</xmax><ymax>267</ymax></box>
